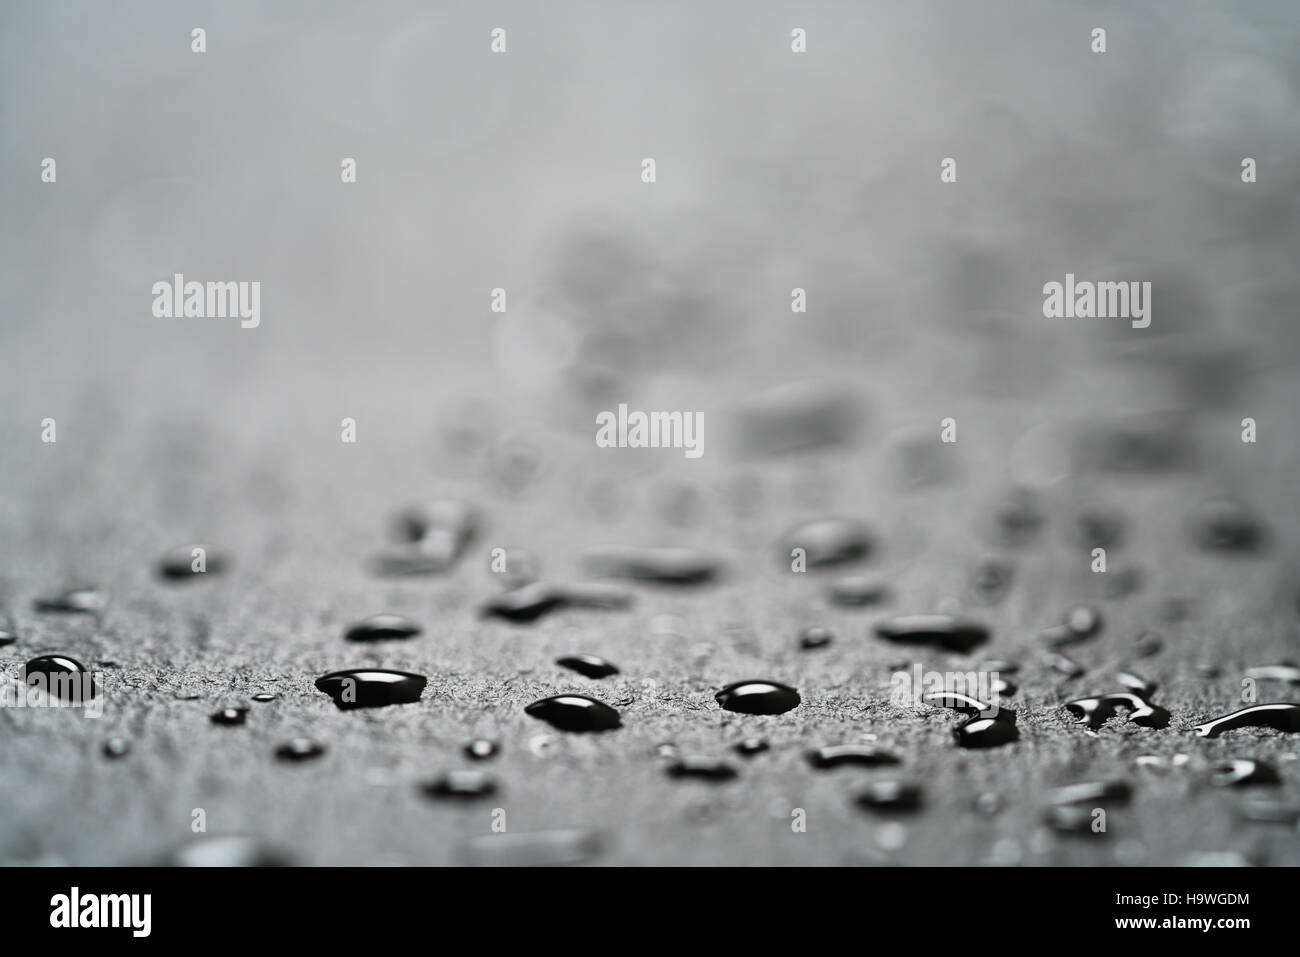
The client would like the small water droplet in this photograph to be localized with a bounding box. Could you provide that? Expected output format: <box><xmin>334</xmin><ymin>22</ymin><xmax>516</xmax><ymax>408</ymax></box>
<box><xmin>1130</xmin><ymin>631</ymin><xmax>1164</xmax><ymax>659</ymax></box>
<box><xmin>715</xmin><ymin>680</ymin><xmax>801</xmax><ymax>715</ymax></box>
<box><xmin>421</xmin><ymin>770</ymin><xmax>499</xmax><ymax>799</ymax></box>
<box><xmin>582</xmin><ymin>545</ymin><xmax>721</xmax><ymax>585</ymax></box>
<box><xmin>1116</xmin><ymin>671</ymin><xmax>1157</xmax><ymax>696</ymax></box>
<box><xmin>780</xmin><ymin>517</ymin><xmax>872</xmax><ymax>567</ymax></box>
<box><xmin>524</xmin><ymin>694</ymin><xmax>621</xmax><ymax>732</ymax></box>
<box><xmin>805</xmin><ymin>744</ymin><xmax>901</xmax><ymax>768</ymax></box>
<box><xmin>733</xmin><ymin>738</ymin><xmax>769</xmax><ymax>757</ymax></box>
<box><xmin>1212</xmin><ymin>759</ymin><xmax>1279</xmax><ymax>788</ymax></box>
<box><xmin>873</xmin><ymin>614</ymin><xmax>990</xmax><ymax>653</ymax></box>
<box><xmin>1044</xmin><ymin>651</ymin><xmax>1086</xmax><ymax>678</ymax></box>
<box><xmin>1064</xmin><ymin>691</ymin><xmax>1170</xmax><ymax>731</ymax></box>
<box><xmin>1048</xmin><ymin>780</ymin><xmax>1132</xmax><ymax>805</ymax></box>
<box><xmin>164</xmin><ymin>836</ymin><xmax>292</xmax><ymax>867</ymax></box>
<box><xmin>275</xmin><ymin>738</ymin><xmax>326</xmax><ymax>762</ymax></box>
<box><xmin>855</xmin><ymin>780</ymin><xmax>922</xmax><ymax>813</ymax></box>
<box><xmin>555</xmin><ymin>654</ymin><xmax>619</xmax><ymax>679</ymax></box>
<box><xmin>733</xmin><ymin>381</ymin><xmax>860</xmax><ymax>456</ymax></box>
<box><xmin>314</xmin><ymin>669</ymin><xmax>427</xmax><ymax>709</ymax></box>
<box><xmin>458</xmin><ymin>828</ymin><xmax>603</xmax><ymax>867</ymax></box>
<box><xmin>1193</xmin><ymin>703</ymin><xmax>1300</xmax><ymax>738</ymax></box>
<box><xmin>464</xmin><ymin>739</ymin><xmax>499</xmax><ymax>760</ymax></box>
<box><xmin>22</xmin><ymin>655</ymin><xmax>98</xmax><ymax>702</ymax></box>
<box><xmin>210</xmin><ymin>707</ymin><xmax>248</xmax><ymax>726</ymax></box>
<box><xmin>992</xmin><ymin>490</ymin><xmax>1044</xmax><ymax>546</ymax></box>
<box><xmin>1188</xmin><ymin>498</ymin><xmax>1267</xmax><ymax>552</ymax></box>
<box><xmin>102</xmin><ymin>738</ymin><xmax>130</xmax><ymax>759</ymax></box>
<box><xmin>158</xmin><ymin>545</ymin><xmax>229</xmax><ymax>580</ymax></box>
<box><xmin>798</xmin><ymin>626</ymin><xmax>833</xmax><ymax>651</ymax></box>
<box><xmin>252</xmin><ymin>692</ymin><xmax>278</xmax><ymax>703</ymax></box>
<box><xmin>482</xmin><ymin>582</ymin><xmax>565</xmax><ymax>621</ymax></box>
<box><xmin>0</xmin><ymin>628</ymin><xmax>17</xmax><ymax>647</ymax></box>
<box><xmin>343</xmin><ymin>614</ymin><xmax>422</xmax><ymax>643</ymax></box>
<box><xmin>974</xmin><ymin>792</ymin><xmax>1003</xmax><ymax>815</ymax></box>
<box><xmin>1244</xmin><ymin>663</ymin><xmax>1300</xmax><ymax>684</ymax></box>
<box><xmin>666</xmin><ymin>756</ymin><xmax>739</xmax><ymax>782</ymax></box>
<box><xmin>829</xmin><ymin>576</ymin><xmax>889</xmax><ymax>607</ymax></box>
<box><xmin>1042</xmin><ymin>805</ymin><xmax>1100</xmax><ymax>835</ymax></box>
<box><xmin>33</xmin><ymin>587</ymin><xmax>105</xmax><ymax>614</ymax></box>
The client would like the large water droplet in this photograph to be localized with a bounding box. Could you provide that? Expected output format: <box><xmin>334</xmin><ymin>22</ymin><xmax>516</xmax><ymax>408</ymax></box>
<box><xmin>582</xmin><ymin>545</ymin><xmax>721</xmax><ymax>585</ymax></box>
<box><xmin>1064</xmin><ymin>691</ymin><xmax>1170</xmax><ymax>731</ymax></box>
<box><xmin>314</xmin><ymin>669</ymin><xmax>427</xmax><ymax>709</ymax></box>
<box><xmin>780</xmin><ymin>517</ymin><xmax>872</xmax><ymax>567</ymax></box>
<box><xmin>421</xmin><ymin>770</ymin><xmax>499</xmax><ymax>799</ymax></box>
<box><xmin>1188</xmin><ymin>498</ymin><xmax>1267</xmax><ymax>553</ymax></box>
<box><xmin>210</xmin><ymin>707</ymin><xmax>248</xmax><ymax>726</ymax></box>
<box><xmin>666</xmin><ymin>756</ymin><xmax>739</xmax><ymax>781</ymax></box>
<box><xmin>33</xmin><ymin>588</ymin><xmax>105</xmax><ymax>614</ymax></box>
<box><xmin>715</xmin><ymin>680</ymin><xmax>801</xmax><ymax>715</ymax></box>
<box><xmin>344</xmin><ymin>614</ymin><xmax>422</xmax><ymax>643</ymax></box>
<box><xmin>855</xmin><ymin>780</ymin><xmax>922</xmax><ymax>812</ymax></box>
<box><xmin>873</xmin><ymin>614</ymin><xmax>989</xmax><ymax>653</ymax></box>
<box><xmin>806</xmin><ymin>744</ymin><xmax>901</xmax><ymax>768</ymax></box>
<box><xmin>556</xmin><ymin>654</ymin><xmax>619</xmax><ymax>679</ymax></box>
<box><xmin>22</xmin><ymin>655</ymin><xmax>99</xmax><ymax>702</ymax></box>
<box><xmin>1193</xmin><ymin>703</ymin><xmax>1300</xmax><ymax>738</ymax></box>
<box><xmin>524</xmin><ymin>694</ymin><xmax>621</xmax><ymax>732</ymax></box>
<box><xmin>1212</xmin><ymin>759</ymin><xmax>1279</xmax><ymax>787</ymax></box>
<box><xmin>275</xmin><ymin>738</ymin><xmax>326</xmax><ymax>762</ymax></box>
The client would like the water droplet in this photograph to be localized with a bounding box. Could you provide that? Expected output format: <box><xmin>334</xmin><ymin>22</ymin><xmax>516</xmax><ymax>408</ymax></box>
<box><xmin>1193</xmin><ymin>703</ymin><xmax>1300</xmax><ymax>738</ymax></box>
<box><xmin>974</xmin><ymin>792</ymin><xmax>1003</xmax><ymax>815</ymax></box>
<box><xmin>1063</xmin><ymin>691</ymin><xmax>1170</xmax><ymax>731</ymax></box>
<box><xmin>872</xmin><ymin>614</ymin><xmax>990</xmax><ymax>653</ymax></box>
<box><xmin>1042</xmin><ymin>805</ymin><xmax>1100</xmax><ymax>835</ymax></box>
<box><xmin>829</xmin><ymin>576</ymin><xmax>889</xmax><ymax>607</ymax></box>
<box><xmin>733</xmin><ymin>738</ymin><xmax>769</xmax><ymax>757</ymax></box>
<box><xmin>1082</xmin><ymin>413</ymin><xmax>1196</xmax><ymax>474</ymax></box>
<box><xmin>1130</xmin><ymin>631</ymin><xmax>1164</xmax><ymax>659</ymax></box>
<box><xmin>971</xmin><ymin>557</ymin><xmax>1014</xmax><ymax>604</ymax></box>
<box><xmin>524</xmin><ymin>694</ymin><xmax>621</xmax><ymax>732</ymax></box>
<box><xmin>581</xmin><ymin>545</ymin><xmax>721</xmax><ymax>585</ymax></box>
<box><xmin>980</xmin><ymin>658</ymin><xmax>1021</xmax><ymax>674</ymax></box>
<box><xmin>1075</xmin><ymin>506</ymin><xmax>1126</xmax><ymax>548</ymax></box>
<box><xmin>715</xmin><ymin>680</ymin><xmax>801</xmax><ymax>715</ymax></box>
<box><xmin>1195</xmin><ymin>663</ymin><xmax>1222</xmax><ymax>679</ymax></box>
<box><xmin>102</xmin><ymin>738</ymin><xmax>130</xmax><ymax>759</ymax></box>
<box><xmin>561</xmin><ymin>582</ymin><xmax>636</xmax><ymax>610</ymax></box>
<box><xmin>22</xmin><ymin>655</ymin><xmax>98</xmax><ymax>702</ymax></box>
<box><xmin>1040</xmin><ymin>605</ymin><xmax>1103</xmax><ymax>647</ymax></box>
<box><xmin>421</xmin><ymin>770</ymin><xmax>499</xmax><ymax>799</ymax></box>
<box><xmin>798</xmin><ymin>626</ymin><xmax>833</xmax><ymax>650</ymax></box>
<box><xmin>1048</xmin><ymin>780</ymin><xmax>1133</xmax><ymax>805</ymax></box>
<box><xmin>33</xmin><ymin>587</ymin><xmax>105</xmax><ymax>614</ymax></box>
<box><xmin>1116</xmin><ymin>671</ymin><xmax>1157</xmax><ymax>696</ymax></box>
<box><xmin>855</xmin><ymin>780</ymin><xmax>923</xmax><ymax>813</ymax></box>
<box><xmin>275</xmin><ymin>738</ymin><xmax>326</xmax><ymax>762</ymax></box>
<box><xmin>1244</xmin><ymin>663</ymin><xmax>1300</xmax><ymax>684</ymax></box>
<box><xmin>805</xmin><ymin>744</ymin><xmax>901</xmax><ymax>768</ymax></box>
<box><xmin>780</xmin><ymin>517</ymin><xmax>872</xmax><ymax>567</ymax></box>
<box><xmin>733</xmin><ymin>381</ymin><xmax>860</xmax><ymax>456</ymax></box>
<box><xmin>164</xmin><ymin>836</ymin><xmax>292</xmax><ymax>867</ymax></box>
<box><xmin>1188</xmin><ymin>498</ymin><xmax>1267</xmax><ymax>552</ymax></box>
<box><xmin>993</xmin><ymin>490</ymin><xmax>1044</xmax><ymax>546</ymax></box>
<box><xmin>666</xmin><ymin>756</ymin><xmax>739</xmax><ymax>782</ymax></box>
<box><xmin>459</xmin><ymin>828</ymin><xmax>603</xmax><ymax>867</ymax></box>
<box><xmin>372</xmin><ymin>498</ymin><xmax>478</xmax><ymax>574</ymax></box>
<box><xmin>174</xmin><ymin>690</ymin><xmax>202</xmax><ymax>701</ymax></box>
<box><xmin>464</xmin><ymin>738</ymin><xmax>499</xmax><ymax>760</ymax></box>
<box><xmin>252</xmin><ymin>692</ymin><xmax>278</xmax><ymax>703</ymax></box>
<box><xmin>314</xmin><ymin>669</ymin><xmax>427</xmax><ymax>709</ymax></box>
<box><xmin>1236</xmin><ymin>799</ymin><xmax>1300</xmax><ymax>825</ymax></box>
<box><xmin>1044</xmin><ymin>651</ymin><xmax>1085</xmax><ymax>678</ymax></box>
<box><xmin>1211</xmin><ymin>759</ymin><xmax>1279</xmax><ymax>787</ymax></box>
<box><xmin>555</xmin><ymin>654</ymin><xmax>619</xmax><ymax>679</ymax></box>
<box><xmin>210</xmin><ymin>707</ymin><xmax>248</xmax><ymax>726</ymax></box>
<box><xmin>992</xmin><ymin>677</ymin><xmax>1018</xmax><ymax>696</ymax></box>
<box><xmin>0</xmin><ymin>628</ymin><xmax>17</xmax><ymax>647</ymax></box>
<box><xmin>158</xmin><ymin>545</ymin><xmax>229</xmax><ymax>580</ymax></box>
<box><xmin>482</xmin><ymin>582</ymin><xmax>565</xmax><ymax>621</ymax></box>
<box><xmin>954</xmin><ymin>715</ymin><xmax>1020</xmax><ymax>749</ymax></box>
<box><xmin>344</xmin><ymin>614</ymin><xmax>422</xmax><ymax>643</ymax></box>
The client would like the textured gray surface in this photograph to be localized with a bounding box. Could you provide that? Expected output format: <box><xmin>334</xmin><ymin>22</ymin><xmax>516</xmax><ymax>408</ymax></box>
<box><xmin>2</xmin><ymin>0</ymin><xmax>1300</xmax><ymax>866</ymax></box>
